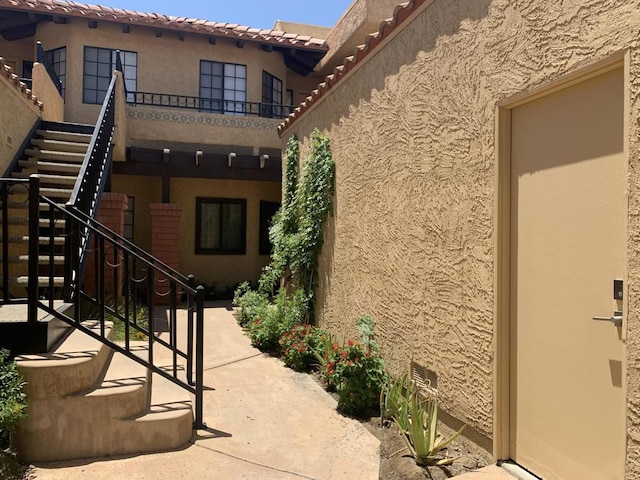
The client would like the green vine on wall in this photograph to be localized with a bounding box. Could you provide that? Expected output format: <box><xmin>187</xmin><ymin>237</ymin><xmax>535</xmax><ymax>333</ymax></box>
<box><xmin>255</xmin><ymin>129</ymin><xmax>335</xmax><ymax>319</ymax></box>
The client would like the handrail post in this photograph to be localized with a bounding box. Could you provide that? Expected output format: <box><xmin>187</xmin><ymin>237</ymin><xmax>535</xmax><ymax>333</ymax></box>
<box><xmin>194</xmin><ymin>284</ymin><xmax>205</xmax><ymax>428</ymax></box>
<box><xmin>2</xmin><ymin>183</ymin><xmax>9</xmax><ymax>303</ymax></box>
<box><xmin>36</xmin><ymin>40</ymin><xmax>44</xmax><ymax>63</ymax></box>
<box><xmin>28</xmin><ymin>175</ymin><xmax>40</xmax><ymax>324</ymax></box>
<box><xmin>187</xmin><ymin>274</ymin><xmax>195</xmax><ymax>386</ymax></box>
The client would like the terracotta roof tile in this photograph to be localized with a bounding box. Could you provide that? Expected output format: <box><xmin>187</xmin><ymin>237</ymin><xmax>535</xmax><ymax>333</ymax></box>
<box><xmin>0</xmin><ymin>57</ymin><xmax>44</xmax><ymax>110</ymax></box>
<box><xmin>278</xmin><ymin>0</ymin><xmax>425</xmax><ymax>135</ymax></box>
<box><xmin>0</xmin><ymin>0</ymin><xmax>328</xmax><ymax>50</ymax></box>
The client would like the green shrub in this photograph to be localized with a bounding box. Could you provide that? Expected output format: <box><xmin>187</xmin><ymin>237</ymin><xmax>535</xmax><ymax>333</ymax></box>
<box><xmin>233</xmin><ymin>282</ymin><xmax>268</xmax><ymax>327</ymax></box>
<box><xmin>279</xmin><ymin>324</ymin><xmax>327</xmax><ymax>372</ymax></box>
<box><xmin>248</xmin><ymin>289</ymin><xmax>307</xmax><ymax>352</ymax></box>
<box><xmin>317</xmin><ymin>316</ymin><xmax>387</xmax><ymax>415</ymax></box>
<box><xmin>0</xmin><ymin>349</ymin><xmax>26</xmax><ymax>448</ymax></box>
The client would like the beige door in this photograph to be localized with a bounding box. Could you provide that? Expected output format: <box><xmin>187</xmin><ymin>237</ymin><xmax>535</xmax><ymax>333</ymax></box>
<box><xmin>510</xmin><ymin>67</ymin><xmax>626</xmax><ymax>479</ymax></box>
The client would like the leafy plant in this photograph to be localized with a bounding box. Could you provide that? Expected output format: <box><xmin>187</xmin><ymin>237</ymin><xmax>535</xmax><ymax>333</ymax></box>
<box><xmin>79</xmin><ymin>297</ymin><xmax>148</xmax><ymax>342</ymax></box>
<box><xmin>248</xmin><ymin>289</ymin><xmax>307</xmax><ymax>352</ymax></box>
<box><xmin>0</xmin><ymin>349</ymin><xmax>26</xmax><ymax>448</ymax></box>
<box><xmin>390</xmin><ymin>377</ymin><xmax>466</xmax><ymax>466</ymax></box>
<box><xmin>233</xmin><ymin>282</ymin><xmax>268</xmax><ymax>327</ymax></box>
<box><xmin>317</xmin><ymin>315</ymin><xmax>387</xmax><ymax>415</ymax></box>
<box><xmin>380</xmin><ymin>372</ymin><xmax>412</xmax><ymax>425</ymax></box>
<box><xmin>279</xmin><ymin>324</ymin><xmax>327</xmax><ymax>372</ymax></box>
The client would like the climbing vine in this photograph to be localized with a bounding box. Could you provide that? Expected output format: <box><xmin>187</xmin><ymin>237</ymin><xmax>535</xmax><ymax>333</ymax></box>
<box><xmin>247</xmin><ymin>129</ymin><xmax>335</xmax><ymax>321</ymax></box>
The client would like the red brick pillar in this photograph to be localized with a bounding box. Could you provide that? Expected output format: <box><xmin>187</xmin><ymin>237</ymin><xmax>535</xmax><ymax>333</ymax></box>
<box><xmin>150</xmin><ymin>203</ymin><xmax>182</xmax><ymax>304</ymax></box>
<box><xmin>83</xmin><ymin>193</ymin><xmax>128</xmax><ymax>298</ymax></box>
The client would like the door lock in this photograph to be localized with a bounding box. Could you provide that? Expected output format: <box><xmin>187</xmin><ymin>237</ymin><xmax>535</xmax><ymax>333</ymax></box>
<box><xmin>592</xmin><ymin>311</ymin><xmax>623</xmax><ymax>327</ymax></box>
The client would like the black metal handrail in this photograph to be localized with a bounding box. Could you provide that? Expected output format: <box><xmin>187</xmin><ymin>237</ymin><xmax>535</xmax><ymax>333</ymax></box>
<box><xmin>69</xmin><ymin>75</ymin><xmax>116</xmax><ymax>219</ymax></box>
<box><xmin>70</xmin><ymin>206</ymin><xmax>190</xmax><ymax>286</ymax></box>
<box><xmin>43</xmin><ymin>196</ymin><xmax>205</xmax><ymax>427</ymax></box>
<box><xmin>130</xmin><ymin>91</ymin><xmax>294</xmax><ymax>119</ymax></box>
<box><xmin>0</xmin><ymin>178</ymin><xmax>39</xmax><ymax>315</ymax></box>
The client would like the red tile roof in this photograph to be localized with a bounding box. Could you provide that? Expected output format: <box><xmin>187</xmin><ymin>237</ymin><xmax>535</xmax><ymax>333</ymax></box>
<box><xmin>0</xmin><ymin>56</ymin><xmax>43</xmax><ymax>110</ymax></box>
<box><xmin>0</xmin><ymin>0</ymin><xmax>328</xmax><ymax>50</ymax></box>
<box><xmin>278</xmin><ymin>0</ymin><xmax>425</xmax><ymax>135</ymax></box>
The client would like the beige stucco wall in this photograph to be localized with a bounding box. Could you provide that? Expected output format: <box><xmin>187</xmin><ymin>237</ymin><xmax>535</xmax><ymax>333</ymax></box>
<box><xmin>283</xmin><ymin>0</ymin><xmax>640</xmax><ymax>468</ymax></box>
<box><xmin>34</xmin><ymin>20</ymin><xmax>294</xmax><ymax>126</ymax></box>
<box><xmin>0</xmin><ymin>36</ymin><xmax>33</xmax><ymax>78</ymax></box>
<box><xmin>0</xmin><ymin>69</ymin><xmax>40</xmax><ymax>172</ymax></box>
<box><xmin>126</xmin><ymin>106</ymin><xmax>282</xmax><ymax>150</ymax></box>
<box><xmin>111</xmin><ymin>174</ymin><xmax>162</xmax><ymax>254</ymax></box>
<box><xmin>31</xmin><ymin>62</ymin><xmax>63</xmax><ymax>122</ymax></box>
<box><xmin>172</xmin><ymin>178</ymin><xmax>281</xmax><ymax>289</ymax></box>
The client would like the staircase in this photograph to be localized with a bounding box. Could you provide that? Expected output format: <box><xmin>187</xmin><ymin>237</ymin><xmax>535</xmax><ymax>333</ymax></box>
<box><xmin>3</xmin><ymin>121</ymin><xmax>93</xmax><ymax>294</ymax></box>
<box><xmin>14</xmin><ymin>322</ymin><xmax>194</xmax><ymax>462</ymax></box>
<box><xmin>2</xmin><ymin>119</ymin><xmax>204</xmax><ymax>462</ymax></box>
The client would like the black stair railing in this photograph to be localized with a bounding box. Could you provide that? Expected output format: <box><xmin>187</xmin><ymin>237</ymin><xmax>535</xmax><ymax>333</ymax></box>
<box><xmin>42</xmin><ymin>198</ymin><xmax>205</xmax><ymax>427</ymax></box>
<box><xmin>5</xmin><ymin>51</ymin><xmax>206</xmax><ymax>426</ymax></box>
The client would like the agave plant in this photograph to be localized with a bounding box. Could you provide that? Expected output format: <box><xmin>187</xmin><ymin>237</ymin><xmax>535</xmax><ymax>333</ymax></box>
<box><xmin>380</xmin><ymin>373</ymin><xmax>412</xmax><ymax>426</ymax></box>
<box><xmin>391</xmin><ymin>379</ymin><xmax>466</xmax><ymax>466</ymax></box>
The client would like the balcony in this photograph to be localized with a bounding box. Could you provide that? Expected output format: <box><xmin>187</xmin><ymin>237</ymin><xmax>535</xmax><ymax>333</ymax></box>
<box><xmin>128</xmin><ymin>92</ymin><xmax>294</xmax><ymax>119</ymax></box>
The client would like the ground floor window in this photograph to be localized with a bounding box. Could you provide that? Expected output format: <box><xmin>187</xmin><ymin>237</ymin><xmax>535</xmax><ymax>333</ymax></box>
<box><xmin>259</xmin><ymin>201</ymin><xmax>280</xmax><ymax>255</ymax></box>
<box><xmin>196</xmin><ymin>198</ymin><xmax>246</xmax><ymax>254</ymax></box>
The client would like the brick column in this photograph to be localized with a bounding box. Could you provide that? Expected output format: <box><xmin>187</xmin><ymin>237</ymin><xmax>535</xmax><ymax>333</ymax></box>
<box><xmin>149</xmin><ymin>203</ymin><xmax>182</xmax><ymax>304</ymax></box>
<box><xmin>83</xmin><ymin>193</ymin><xmax>128</xmax><ymax>298</ymax></box>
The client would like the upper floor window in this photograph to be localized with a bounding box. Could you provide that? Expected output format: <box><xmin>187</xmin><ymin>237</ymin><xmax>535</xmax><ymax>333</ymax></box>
<box><xmin>43</xmin><ymin>47</ymin><xmax>66</xmax><ymax>99</ymax></box>
<box><xmin>199</xmin><ymin>60</ymin><xmax>247</xmax><ymax>115</ymax></box>
<box><xmin>262</xmin><ymin>71</ymin><xmax>283</xmax><ymax>118</ymax></box>
<box><xmin>83</xmin><ymin>46</ymin><xmax>137</xmax><ymax>104</ymax></box>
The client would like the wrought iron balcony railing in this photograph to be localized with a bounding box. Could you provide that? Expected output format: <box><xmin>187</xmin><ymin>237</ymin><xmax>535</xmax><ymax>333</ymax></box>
<box><xmin>129</xmin><ymin>91</ymin><xmax>294</xmax><ymax>119</ymax></box>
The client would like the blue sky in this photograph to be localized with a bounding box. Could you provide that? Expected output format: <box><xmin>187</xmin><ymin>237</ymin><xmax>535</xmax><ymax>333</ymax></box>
<box><xmin>98</xmin><ymin>1</ymin><xmax>354</xmax><ymax>30</ymax></box>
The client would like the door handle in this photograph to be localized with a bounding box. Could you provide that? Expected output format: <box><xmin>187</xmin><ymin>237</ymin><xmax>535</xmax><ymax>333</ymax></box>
<box><xmin>592</xmin><ymin>311</ymin><xmax>623</xmax><ymax>327</ymax></box>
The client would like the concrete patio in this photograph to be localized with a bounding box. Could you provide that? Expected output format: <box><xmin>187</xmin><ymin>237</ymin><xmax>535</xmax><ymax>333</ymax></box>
<box><xmin>30</xmin><ymin>302</ymin><xmax>381</xmax><ymax>480</ymax></box>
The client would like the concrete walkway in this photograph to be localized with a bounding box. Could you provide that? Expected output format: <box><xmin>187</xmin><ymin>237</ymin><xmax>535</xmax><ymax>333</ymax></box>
<box><xmin>31</xmin><ymin>302</ymin><xmax>381</xmax><ymax>480</ymax></box>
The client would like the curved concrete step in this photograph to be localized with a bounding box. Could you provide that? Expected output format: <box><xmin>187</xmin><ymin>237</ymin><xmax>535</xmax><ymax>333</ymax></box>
<box><xmin>16</xmin><ymin>321</ymin><xmax>114</xmax><ymax>400</ymax></box>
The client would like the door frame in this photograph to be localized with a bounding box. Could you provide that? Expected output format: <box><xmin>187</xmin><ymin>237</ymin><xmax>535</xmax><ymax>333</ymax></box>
<box><xmin>493</xmin><ymin>50</ymin><xmax>630</xmax><ymax>461</ymax></box>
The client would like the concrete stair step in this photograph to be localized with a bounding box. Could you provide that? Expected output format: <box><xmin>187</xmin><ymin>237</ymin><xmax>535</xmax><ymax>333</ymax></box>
<box><xmin>40</xmin><ymin>187</ymin><xmax>73</xmax><ymax>199</ymax></box>
<box><xmin>0</xmin><ymin>276</ymin><xmax>65</xmax><ymax>288</ymax></box>
<box><xmin>36</xmin><ymin>129</ymin><xmax>93</xmax><ymax>144</ymax></box>
<box><xmin>31</xmin><ymin>138</ymin><xmax>89</xmax><ymax>154</ymax></box>
<box><xmin>24</xmin><ymin>149</ymin><xmax>85</xmax><ymax>163</ymax></box>
<box><xmin>40</xmin><ymin>121</ymin><xmax>95</xmax><ymax>136</ymax></box>
<box><xmin>0</xmin><ymin>216</ymin><xmax>66</xmax><ymax>228</ymax></box>
<box><xmin>0</xmin><ymin>235</ymin><xmax>65</xmax><ymax>245</ymax></box>
<box><xmin>18</xmin><ymin>159</ymin><xmax>82</xmax><ymax>174</ymax></box>
<box><xmin>15</xmin><ymin>339</ymin><xmax>193</xmax><ymax>462</ymax></box>
<box><xmin>7</xmin><ymin>255</ymin><xmax>65</xmax><ymax>265</ymax></box>
<box><xmin>16</xmin><ymin>321</ymin><xmax>114</xmax><ymax>400</ymax></box>
<box><xmin>11</xmin><ymin>172</ymin><xmax>78</xmax><ymax>186</ymax></box>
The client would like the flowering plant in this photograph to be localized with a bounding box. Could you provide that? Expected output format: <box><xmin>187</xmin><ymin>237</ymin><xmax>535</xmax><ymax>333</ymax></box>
<box><xmin>318</xmin><ymin>316</ymin><xmax>387</xmax><ymax>415</ymax></box>
<box><xmin>279</xmin><ymin>324</ymin><xmax>325</xmax><ymax>371</ymax></box>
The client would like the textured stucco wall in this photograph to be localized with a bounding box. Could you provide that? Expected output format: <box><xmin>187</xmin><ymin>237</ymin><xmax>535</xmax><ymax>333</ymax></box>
<box><xmin>284</xmin><ymin>0</ymin><xmax>640</xmax><ymax>464</ymax></box>
<box><xmin>31</xmin><ymin>62</ymin><xmax>63</xmax><ymax>122</ymax></box>
<box><xmin>172</xmin><ymin>178</ymin><xmax>281</xmax><ymax>289</ymax></box>
<box><xmin>0</xmin><ymin>69</ymin><xmax>39</xmax><ymax>172</ymax></box>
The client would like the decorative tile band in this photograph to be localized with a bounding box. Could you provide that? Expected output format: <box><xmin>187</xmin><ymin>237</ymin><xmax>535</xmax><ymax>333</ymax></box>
<box><xmin>126</xmin><ymin>106</ymin><xmax>281</xmax><ymax>131</ymax></box>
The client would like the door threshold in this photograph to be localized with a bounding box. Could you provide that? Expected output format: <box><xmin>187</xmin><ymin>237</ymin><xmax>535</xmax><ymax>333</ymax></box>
<box><xmin>499</xmin><ymin>460</ymin><xmax>542</xmax><ymax>480</ymax></box>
